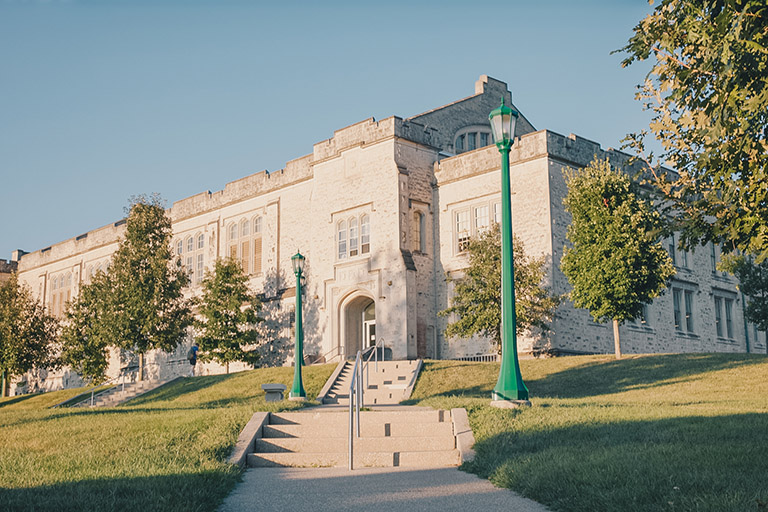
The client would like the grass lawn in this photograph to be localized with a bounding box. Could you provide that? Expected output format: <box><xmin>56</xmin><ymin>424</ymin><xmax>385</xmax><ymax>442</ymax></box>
<box><xmin>0</xmin><ymin>364</ymin><xmax>335</xmax><ymax>512</ymax></box>
<box><xmin>406</xmin><ymin>353</ymin><xmax>768</xmax><ymax>512</ymax></box>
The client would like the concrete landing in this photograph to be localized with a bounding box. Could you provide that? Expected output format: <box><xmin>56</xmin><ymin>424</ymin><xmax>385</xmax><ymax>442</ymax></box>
<box><xmin>217</xmin><ymin>466</ymin><xmax>550</xmax><ymax>512</ymax></box>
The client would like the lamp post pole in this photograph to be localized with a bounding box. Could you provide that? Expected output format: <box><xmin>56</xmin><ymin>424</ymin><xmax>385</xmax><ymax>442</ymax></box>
<box><xmin>489</xmin><ymin>98</ymin><xmax>530</xmax><ymax>407</ymax></box>
<box><xmin>290</xmin><ymin>252</ymin><xmax>307</xmax><ymax>401</ymax></box>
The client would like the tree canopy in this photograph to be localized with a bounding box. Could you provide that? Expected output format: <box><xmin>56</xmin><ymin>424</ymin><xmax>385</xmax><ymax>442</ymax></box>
<box><xmin>441</xmin><ymin>222</ymin><xmax>560</xmax><ymax>350</ymax></box>
<box><xmin>620</xmin><ymin>0</ymin><xmax>768</xmax><ymax>261</ymax></box>
<box><xmin>561</xmin><ymin>158</ymin><xmax>675</xmax><ymax>358</ymax></box>
<box><xmin>61</xmin><ymin>195</ymin><xmax>192</xmax><ymax>381</ymax></box>
<box><xmin>0</xmin><ymin>273</ymin><xmax>59</xmax><ymax>396</ymax></box>
<box><xmin>194</xmin><ymin>257</ymin><xmax>263</xmax><ymax>373</ymax></box>
<box><xmin>719</xmin><ymin>253</ymin><xmax>768</xmax><ymax>331</ymax></box>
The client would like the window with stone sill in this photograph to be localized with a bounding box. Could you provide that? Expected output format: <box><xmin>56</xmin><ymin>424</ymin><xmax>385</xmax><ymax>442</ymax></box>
<box><xmin>713</xmin><ymin>294</ymin><xmax>736</xmax><ymax>339</ymax></box>
<box><xmin>337</xmin><ymin>213</ymin><xmax>371</xmax><ymax>260</ymax></box>
<box><xmin>454</xmin><ymin>199</ymin><xmax>501</xmax><ymax>254</ymax></box>
<box><xmin>226</xmin><ymin>215</ymin><xmax>264</xmax><ymax>276</ymax></box>
<box><xmin>672</xmin><ymin>286</ymin><xmax>695</xmax><ymax>334</ymax></box>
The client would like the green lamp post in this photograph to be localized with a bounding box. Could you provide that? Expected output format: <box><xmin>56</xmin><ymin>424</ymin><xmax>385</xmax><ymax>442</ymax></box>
<box><xmin>489</xmin><ymin>97</ymin><xmax>530</xmax><ymax>407</ymax></box>
<box><xmin>289</xmin><ymin>251</ymin><xmax>307</xmax><ymax>401</ymax></box>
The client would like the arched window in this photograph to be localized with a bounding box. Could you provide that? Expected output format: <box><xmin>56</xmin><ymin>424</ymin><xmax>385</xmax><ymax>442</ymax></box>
<box><xmin>360</xmin><ymin>214</ymin><xmax>370</xmax><ymax>254</ymax></box>
<box><xmin>229</xmin><ymin>223</ymin><xmax>237</xmax><ymax>241</ymax></box>
<box><xmin>349</xmin><ymin>217</ymin><xmax>358</xmax><ymax>257</ymax></box>
<box><xmin>241</xmin><ymin>219</ymin><xmax>250</xmax><ymax>237</ymax></box>
<box><xmin>186</xmin><ymin>237</ymin><xmax>193</xmax><ymax>253</ymax></box>
<box><xmin>197</xmin><ymin>234</ymin><xmax>204</xmax><ymax>250</ymax></box>
<box><xmin>177</xmin><ymin>240</ymin><xmax>183</xmax><ymax>255</ymax></box>
<box><xmin>254</xmin><ymin>216</ymin><xmax>262</xmax><ymax>234</ymax></box>
<box><xmin>337</xmin><ymin>220</ymin><xmax>347</xmax><ymax>260</ymax></box>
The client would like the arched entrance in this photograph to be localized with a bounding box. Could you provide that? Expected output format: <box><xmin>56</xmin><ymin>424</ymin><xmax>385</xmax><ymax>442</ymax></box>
<box><xmin>340</xmin><ymin>294</ymin><xmax>375</xmax><ymax>358</ymax></box>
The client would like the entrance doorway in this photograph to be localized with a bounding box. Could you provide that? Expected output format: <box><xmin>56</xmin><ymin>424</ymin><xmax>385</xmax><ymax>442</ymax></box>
<box><xmin>341</xmin><ymin>295</ymin><xmax>376</xmax><ymax>358</ymax></box>
<box><xmin>362</xmin><ymin>301</ymin><xmax>376</xmax><ymax>349</ymax></box>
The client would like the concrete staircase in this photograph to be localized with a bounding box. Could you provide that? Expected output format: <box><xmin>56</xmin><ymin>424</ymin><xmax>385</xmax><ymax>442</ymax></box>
<box><xmin>247</xmin><ymin>408</ymin><xmax>461</xmax><ymax>468</ymax></box>
<box><xmin>321</xmin><ymin>360</ymin><xmax>421</xmax><ymax>405</ymax></box>
<box><xmin>70</xmin><ymin>378</ymin><xmax>174</xmax><ymax>408</ymax></box>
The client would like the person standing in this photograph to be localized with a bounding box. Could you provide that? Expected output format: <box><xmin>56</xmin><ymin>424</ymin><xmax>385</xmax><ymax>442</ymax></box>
<box><xmin>187</xmin><ymin>342</ymin><xmax>199</xmax><ymax>377</ymax></box>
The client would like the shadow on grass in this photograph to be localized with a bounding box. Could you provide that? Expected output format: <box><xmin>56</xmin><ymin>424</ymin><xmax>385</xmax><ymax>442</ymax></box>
<box><xmin>467</xmin><ymin>412</ymin><xmax>768</xmax><ymax>512</ymax></box>
<box><xmin>526</xmin><ymin>353</ymin><xmax>767</xmax><ymax>399</ymax></box>
<box><xmin>0</xmin><ymin>394</ymin><xmax>39</xmax><ymax>409</ymax></box>
<box><xmin>126</xmin><ymin>373</ymin><xmax>238</xmax><ymax>406</ymax></box>
<box><xmin>0</xmin><ymin>469</ymin><xmax>240</xmax><ymax>512</ymax></box>
<box><xmin>409</xmin><ymin>354</ymin><xmax>767</xmax><ymax>402</ymax></box>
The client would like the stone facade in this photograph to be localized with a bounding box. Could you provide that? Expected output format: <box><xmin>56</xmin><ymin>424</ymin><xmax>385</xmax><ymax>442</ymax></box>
<box><xmin>0</xmin><ymin>258</ymin><xmax>17</xmax><ymax>284</ymax></box>
<box><xmin>10</xmin><ymin>75</ymin><xmax>766</xmax><ymax>394</ymax></box>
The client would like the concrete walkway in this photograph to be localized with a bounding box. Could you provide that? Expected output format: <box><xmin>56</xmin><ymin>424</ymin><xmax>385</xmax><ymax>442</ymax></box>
<box><xmin>218</xmin><ymin>466</ymin><xmax>550</xmax><ymax>512</ymax></box>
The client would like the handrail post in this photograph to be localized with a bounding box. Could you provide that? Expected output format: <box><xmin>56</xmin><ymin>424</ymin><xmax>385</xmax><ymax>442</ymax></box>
<box><xmin>349</xmin><ymin>382</ymin><xmax>354</xmax><ymax>470</ymax></box>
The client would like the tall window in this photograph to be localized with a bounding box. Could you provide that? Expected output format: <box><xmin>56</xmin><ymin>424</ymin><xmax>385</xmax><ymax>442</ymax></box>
<box><xmin>668</xmin><ymin>235</ymin><xmax>677</xmax><ymax>266</ymax></box>
<box><xmin>474</xmin><ymin>205</ymin><xmax>489</xmax><ymax>233</ymax></box>
<box><xmin>714</xmin><ymin>296</ymin><xmax>723</xmax><ymax>337</ymax></box>
<box><xmin>456</xmin><ymin>210</ymin><xmax>471</xmax><ymax>253</ymax></box>
<box><xmin>713</xmin><ymin>294</ymin><xmax>735</xmax><ymax>339</ymax></box>
<box><xmin>360</xmin><ymin>215</ymin><xmax>370</xmax><ymax>254</ymax></box>
<box><xmin>49</xmin><ymin>272</ymin><xmax>72</xmax><ymax>317</ymax></box>
<box><xmin>349</xmin><ymin>217</ymin><xmax>359</xmax><ymax>257</ymax></box>
<box><xmin>253</xmin><ymin>216</ymin><xmax>263</xmax><ymax>275</ymax></box>
<box><xmin>673</xmin><ymin>287</ymin><xmax>695</xmax><ymax>334</ymax></box>
<box><xmin>684</xmin><ymin>290</ymin><xmax>694</xmax><ymax>332</ymax></box>
<box><xmin>226</xmin><ymin>216</ymin><xmax>263</xmax><ymax>275</ymax></box>
<box><xmin>194</xmin><ymin>232</ymin><xmax>205</xmax><ymax>284</ymax></box>
<box><xmin>337</xmin><ymin>220</ymin><xmax>347</xmax><ymax>260</ymax></box>
<box><xmin>412</xmin><ymin>211</ymin><xmax>426</xmax><ymax>253</ymax></box>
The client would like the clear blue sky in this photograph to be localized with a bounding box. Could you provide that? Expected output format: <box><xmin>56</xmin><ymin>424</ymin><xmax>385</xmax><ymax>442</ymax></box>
<box><xmin>0</xmin><ymin>0</ymin><xmax>655</xmax><ymax>261</ymax></box>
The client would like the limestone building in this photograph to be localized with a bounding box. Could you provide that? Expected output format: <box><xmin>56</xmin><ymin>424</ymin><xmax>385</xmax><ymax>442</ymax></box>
<box><xmin>10</xmin><ymin>76</ymin><xmax>765</xmax><ymax>393</ymax></box>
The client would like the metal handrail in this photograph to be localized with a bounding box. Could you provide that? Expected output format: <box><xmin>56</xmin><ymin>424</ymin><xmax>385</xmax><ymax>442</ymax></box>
<box><xmin>363</xmin><ymin>337</ymin><xmax>386</xmax><ymax>390</ymax></box>
<box><xmin>348</xmin><ymin>350</ymin><xmax>363</xmax><ymax>470</ymax></box>
<box><xmin>308</xmin><ymin>345</ymin><xmax>343</xmax><ymax>365</ymax></box>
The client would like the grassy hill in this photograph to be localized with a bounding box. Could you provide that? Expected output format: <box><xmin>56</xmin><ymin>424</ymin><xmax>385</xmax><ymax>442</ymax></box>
<box><xmin>0</xmin><ymin>364</ymin><xmax>336</xmax><ymax>512</ymax></box>
<box><xmin>407</xmin><ymin>353</ymin><xmax>768</xmax><ymax>512</ymax></box>
<box><xmin>1</xmin><ymin>353</ymin><xmax>766</xmax><ymax>512</ymax></box>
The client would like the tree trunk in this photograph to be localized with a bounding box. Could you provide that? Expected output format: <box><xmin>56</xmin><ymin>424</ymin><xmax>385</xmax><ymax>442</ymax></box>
<box><xmin>613</xmin><ymin>319</ymin><xmax>622</xmax><ymax>359</ymax></box>
<box><xmin>1</xmin><ymin>369</ymin><xmax>7</xmax><ymax>398</ymax></box>
<box><xmin>226</xmin><ymin>362</ymin><xmax>229</xmax><ymax>375</ymax></box>
<box><xmin>139</xmin><ymin>353</ymin><xmax>144</xmax><ymax>382</ymax></box>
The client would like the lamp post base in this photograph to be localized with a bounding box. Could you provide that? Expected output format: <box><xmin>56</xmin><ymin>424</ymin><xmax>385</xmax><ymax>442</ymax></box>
<box><xmin>288</xmin><ymin>395</ymin><xmax>307</xmax><ymax>402</ymax></box>
<box><xmin>490</xmin><ymin>399</ymin><xmax>532</xmax><ymax>409</ymax></box>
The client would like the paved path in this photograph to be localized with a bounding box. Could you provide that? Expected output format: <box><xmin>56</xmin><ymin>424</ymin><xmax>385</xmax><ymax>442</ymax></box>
<box><xmin>218</xmin><ymin>466</ymin><xmax>550</xmax><ymax>512</ymax></box>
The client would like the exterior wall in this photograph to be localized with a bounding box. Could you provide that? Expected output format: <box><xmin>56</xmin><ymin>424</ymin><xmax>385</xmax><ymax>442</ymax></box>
<box><xmin>0</xmin><ymin>259</ymin><xmax>17</xmax><ymax>284</ymax></box>
<box><xmin>9</xmin><ymin>75</ymin><xmax>765</xmax><ymax>395</ymax></box>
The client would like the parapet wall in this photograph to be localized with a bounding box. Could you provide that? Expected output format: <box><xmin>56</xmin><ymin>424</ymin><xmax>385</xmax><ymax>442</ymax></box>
<box><xmin>169</xmin><ymin>154</ymin><xmax>314</xmax><ymax>221</ymax></box>
<box><xmin>435</xmin><ymin>129</ymin><xmax>647</xmax><ymax>184</ymax></box>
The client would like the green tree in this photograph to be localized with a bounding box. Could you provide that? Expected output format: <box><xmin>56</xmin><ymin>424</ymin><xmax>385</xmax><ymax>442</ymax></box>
<box><xmin>0</xmin><ymin>274</ymin><xmax>59</xmax><ymax>397</ymax></box>
<box><xmin>561</xmin><ymin>158</ymin><xmax>675</xmax><ymax>359</ymax></box>
<box><xmin>60</xmin><ymin>195</ymin><xmax>192</xmax><ymax>381</ymax></box>
<box><xmin>719</xmin><ymin>253</ymin><xmax>768</xmax><ymax>332</ymax></box>
<box><xmin>620</xmin><ymin>0</ymin><xmax>768</xmax><ymax>261</ymax></box>
<box><xmin>60</xmin><ymin>272</ymin><xmax>112</xmax><ymax>382</ymax></box>
<box><xmin>194</xmin><ymin>258</ymin><xmax>263</xmax><ymax>373</ymax></box>
<box><xmin>440</xmin><ymin>222</ymin><xmax>560</xmax><ymax>351</ymax></box>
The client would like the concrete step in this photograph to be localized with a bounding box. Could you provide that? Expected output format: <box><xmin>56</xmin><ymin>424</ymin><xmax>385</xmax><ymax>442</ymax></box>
<box><xmin>270</xmin><ymin>410</ymin><xmax>449</xmax><ymax>426</ymax></box>
<box><xmin>262</xmin><ymin>421</ymin><xmax>453</xmax><ymax>439</ymax></box>
<box><xmin>247</xmin><ymin>449</ymin><xmax>461</xmax><ymax>468</ymax></box>
<box><xmin>255</xmin><ymin>436</ymin><xmax>455</xmax><ymax>453</ymax></box>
